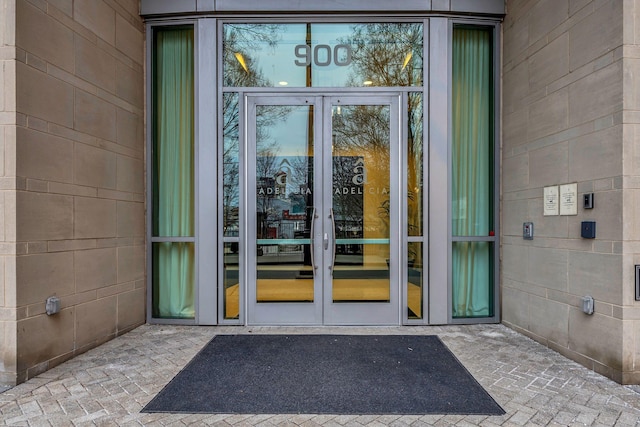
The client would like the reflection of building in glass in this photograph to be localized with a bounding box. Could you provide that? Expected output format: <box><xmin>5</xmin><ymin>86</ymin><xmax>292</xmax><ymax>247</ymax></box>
<box><xmin>274</xmin><ymin>171</ymin><xmax>287</xmax><ymax>199</ymax></box>
<box><xmin>257</xmin><ymin>172</ymin><xmax>307</xmax><ymax>240</ymax></box>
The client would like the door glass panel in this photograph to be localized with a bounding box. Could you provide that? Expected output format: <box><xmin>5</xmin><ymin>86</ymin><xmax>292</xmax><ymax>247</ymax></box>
<box><xmin>331</xmin><ymin>104</ymin><xmax>390</xmax><ymax>303</ymax></box>
<box><xmin>255</xmin><ymin>104</ymin><xmax>315</xmax><ymax>303</ymax></box>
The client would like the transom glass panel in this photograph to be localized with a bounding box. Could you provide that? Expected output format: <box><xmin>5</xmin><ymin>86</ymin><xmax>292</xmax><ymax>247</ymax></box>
<box><xmin>223</xmin><ymin>23</ymin><xmax>423</xmax><ymax>88</ymax></box>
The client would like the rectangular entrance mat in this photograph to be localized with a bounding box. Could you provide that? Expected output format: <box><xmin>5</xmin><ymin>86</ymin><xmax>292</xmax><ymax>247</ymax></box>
<box><xmin>142</xmin><ymin>334</ymin><xmax>505</xmax><ymax>415</ymax></box>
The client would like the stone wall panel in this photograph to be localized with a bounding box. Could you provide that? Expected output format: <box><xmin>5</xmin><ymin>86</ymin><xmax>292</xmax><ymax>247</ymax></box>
<box><xmin>2</xmin><ymin>0</ymin><xmax>145</xmax><ymax>386</ymax></box>
<box><xmin>503</xmin><ymin>0</ymin><xmax>638</xmax><ymax>383</ymax></box>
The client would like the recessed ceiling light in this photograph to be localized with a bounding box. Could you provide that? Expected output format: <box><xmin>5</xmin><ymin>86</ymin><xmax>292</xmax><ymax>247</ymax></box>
<box><xmin>279</xmin><ymin>81</ymin><xmax>289</xmax><ymax>86</ymax></box>
<box><xmin>363</xmin><ymin>80</ymin><xmax>373</xmax><ymax>86</ymax></box>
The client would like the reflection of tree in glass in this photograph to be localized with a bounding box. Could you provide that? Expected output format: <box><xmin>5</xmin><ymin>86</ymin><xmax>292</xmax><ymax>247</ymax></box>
<box><xmin>255</xmin><ymin>105</ymin><xmax>311</xmax><ymax>238</ymax></box>
<box><xmin>222</xmin><ymin>24</ymin><xmax>282</xmax><ymax>160</ymax></box>
<box><xmin>332</xmin><ymin>155</ymin><xmax>364</xmax><ymax>237</ymax></box>
<box><xmin>332</xmin><ymin>105</ymin><xmax>390</xmax><ymax>235</ymax></box>
<box><xmin>289</xmin><ymin>155</ymin><xmax>312</xmax><ymax>191</ymax></box>
<box><xmin>343</xmin><ymin>23</ymin><xmax>423</xmax><ymax>87</ymax></box>
<box><xmin>222</xmin><ymin>93</ymin><xmax>240</xmax><ymax>236</ymax></box>
<box><xmin>255</xmin><ymin>147</ymin><xmax>278</xmax><ymax>239</ymax></box>
<box><xmin>407</xmin><ymin>94</ymin><xmax>423</xmax><ymax>237</ymax></box>
<box><xmin>337</xmin><ymin>23</ymin><xmax>424</xmax><ymax>256</ymax></box>
<box><xmin>222</xmin><ymin>24</ymin><xmax>289</xmax><ymax>236</ymax></box>
<box><xmin>223</xmin><ymin>24</ymin><xmax>282</xmax><ymax>87</ymax></box>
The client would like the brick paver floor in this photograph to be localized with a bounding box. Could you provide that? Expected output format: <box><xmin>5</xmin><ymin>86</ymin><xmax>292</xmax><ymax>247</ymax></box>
<box><xmin>1</xmin><ymin>324</ymin><xmax>639</xmax><ymax>426</ymax></box>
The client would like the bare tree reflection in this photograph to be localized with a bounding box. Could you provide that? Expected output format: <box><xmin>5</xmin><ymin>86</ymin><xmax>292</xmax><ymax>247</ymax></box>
<box><xmin>222</xmin><ymin>24</ymin><xmax>287</xmax><ymax>239</ymax></box>
<box><xmin>407</xmin><ymin>94</ymin><xmax>424</xmax><ymax>239</ymax></box>
<box><xmin>332</xmin><ymin>105</ymin><xmax>390</xmax><ymax>246</ymax></box>
<box><xmin>344</xmin><ymin>23</ymin><xmax>423</xmax><ymax>87</ymax></box>
<box><xmin>255</xmin><ymin>143</ymin><xmax>279</xmax><ymax>240</ymax></box>
<box><xmin>222</xmin><ymin>22</ymin><xmax>425</xmax><ymax>266</ymax></box>
<box><xmin>334</xmin><ymin>23</ymin><xmax>424</xmax><ymax>265</ymax></box>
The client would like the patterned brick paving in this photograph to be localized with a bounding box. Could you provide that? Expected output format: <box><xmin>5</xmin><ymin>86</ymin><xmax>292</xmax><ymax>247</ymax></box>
<box><xmin>1</xmin><ymin>324</ymin><xmax>639</xmax><ymax>426</ymax></box>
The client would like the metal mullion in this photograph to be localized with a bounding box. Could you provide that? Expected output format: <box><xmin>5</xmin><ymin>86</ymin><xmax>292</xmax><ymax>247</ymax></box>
<box><xmin>197</xmin><ymin>17</ymin><xmax>218</xmax><ymax>325</ymax></box>
<box><xmin>491</xmin><ymin>22</ymin><xmax>501</xmax><ymax>324</ymax></box>
<box><xmin>451</xmin><ymin>236</ymin><xmax>497</xmax><ymax>242</ymax></box>
<box><xmin>217</xmin><ymin>16</ymin><xmax>435</xmax><ymax>25</ymax></box>
<box><xmin>221</xmin><ymin>87</ymin><xmax>424</xmax><ymax>94</ymax></box>
<box><xmin>401</xmin><ymin>90</ymin><xmax>409</xmax><ymax>324</ymax></box>
<box><xmin>151</xmin><ymin>237</ymin><xmax>196</xmax><ymax>243</ymax></box>
<box><xmin>422</xmin><ymin>19</ymin><xmax>430</xmax><ymax>325</ymax></box>
<box><xmin>428</xmin><ymin>17</ymin><xmax>449</xmax><ymax>325</ymax></box>
<box><xmin>239</xmin><ymin>92</ymin><xmax>248</xmax><ymax>325</ymax></box>
<box><xmin>145</xmin><ymin>22</ymin><xmax>154</xmax><ymax>324</ymax></box>
<box><xmin>392</xmin><ymin>93</ymin><xmax>403</xmax><ymax>325</ymax></box>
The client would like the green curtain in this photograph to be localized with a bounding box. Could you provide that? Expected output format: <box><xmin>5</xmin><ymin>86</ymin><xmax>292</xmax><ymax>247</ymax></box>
<box><xmin>153</xmin><ymin>28</ymin><xmax>195</xmax><ymax>319</ymax></box>
<box><xmin>451</xmin><ymin>27</ymin><xmax>493</xmax><ymax>318</ymax></box>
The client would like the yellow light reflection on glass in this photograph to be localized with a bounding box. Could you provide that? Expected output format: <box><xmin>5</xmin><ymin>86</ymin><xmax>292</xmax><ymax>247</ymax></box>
<box><xmin>402</xmin><ymin>52</ymin><xmax>413</xmax><ymax>70</ymax></box>
<box><xmin>234</xmin><ymin>52</ymin><xmax>248</xmax><ymax>72</ymax></box>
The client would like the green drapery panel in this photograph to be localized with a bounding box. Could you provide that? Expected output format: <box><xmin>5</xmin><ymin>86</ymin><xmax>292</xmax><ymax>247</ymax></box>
<box><xmin>153</xmin><ymin>243</ymin><xmax>195</xmax><ymax>318</ymax></box>
<box><xmin>452</xmin><ymin>242</ymin><xmax>492</xmax><ymax>317</ymax></box>
<box><xmin>152</xmin><ymin>28</ymin><xmax>195</xmax><ymax>319</ymax></box>
<box><xmin>451</xmin><ymin>27</ymin><xmax>493</xmax><ymax>318</ymax></box>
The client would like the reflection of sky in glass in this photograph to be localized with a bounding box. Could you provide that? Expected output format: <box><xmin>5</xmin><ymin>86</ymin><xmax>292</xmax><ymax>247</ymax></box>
<box><xmin>258</xmin><ymin>105</ymin><xmax>312</xmax><ymax>157</ymax></box>
<box><xmin>245</xmin><ymin>24</ymin><xmax>356</xmax><ymax>87</ymax></box>
<box><xmin>224</xmin><ymin>23</ymin><xmax>423</xmax><ymax>87</ymax></box>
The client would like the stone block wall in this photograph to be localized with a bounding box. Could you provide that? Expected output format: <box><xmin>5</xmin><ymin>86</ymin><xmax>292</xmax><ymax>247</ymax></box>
<box><xmin>502</xmin><ymin>0</ymin><xmax>640</xmax><ymax>383</ymax></box>
<box><xmin>622</xmin><ymin>0</ymin><xmax>640</xmax><ymax>385</ymax></box>
<box><xmin>0</xmin><ymin>0</ymin><xmax>145</xmax><ymax>385</ymax></box>
<box><xmin>0</xmin><ymin>0</ymin><xmax>18</xmax><ymax>386</ymax></box>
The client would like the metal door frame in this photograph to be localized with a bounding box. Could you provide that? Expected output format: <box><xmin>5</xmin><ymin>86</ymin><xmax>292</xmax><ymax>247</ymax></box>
<box><xmin>321</xmin><ymin>95</ymin><xmax>401</xmax><ymax>325</ymax></box>
<box><xmin>245</xmin><ymin>92</ymin><xmax>401</xmax><ymax>325</ymax></box>
<box><xmin>245</xmin><ymin>95</ymin><xmax>324</xmax><ymax>325</ymax></box>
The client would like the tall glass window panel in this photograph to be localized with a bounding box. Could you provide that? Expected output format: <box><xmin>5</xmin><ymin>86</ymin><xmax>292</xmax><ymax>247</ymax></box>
<box><xmin>223</xmin><ymin>93</ymin><xmax>240</xmax><ymax>238</ymax></box>
<box><xmin>223</xmin><ymin>93</ymin><xmax>240</xmax><ymax>319</ymax></box>
<box><xmin>451</xmin><ymin>26</ymin><xmax>494</xmax><ymax>318</ymax></box>
<box><xmin>407</xmin><ymin>93</ymin><xmax>423</xmax><ymax>319</ymax></box>
<box><xmin>408</xmin><ymin>93</ymin><xmax>424</xmax><ymax>237</ymax></box>
<box><xmin>152</xmin><ymin>27</ymin><xmax>195</xmax><ymax>319</ymax></box>
<box><xmin>223</xmin><ymin>23</ymin><xmax>423</xmax><ymax>88</ymax></box>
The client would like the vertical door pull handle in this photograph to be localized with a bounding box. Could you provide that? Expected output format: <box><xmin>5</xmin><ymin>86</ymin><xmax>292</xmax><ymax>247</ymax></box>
<box><xmin>309</xmin><ymin>208</ymin><xmax>317</xmax><ymax>273</ymax></box>
<box><xmin>330</xmin><ymin>208</ymin><xmax>336</xmax><ymax>271</ymax></box>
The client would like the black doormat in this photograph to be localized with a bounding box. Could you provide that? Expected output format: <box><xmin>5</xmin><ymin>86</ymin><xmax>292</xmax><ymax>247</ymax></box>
<box><xmin>142</xmin><ymin>335</ymin><xmax>504</xmax><ymax>415</ymax></box>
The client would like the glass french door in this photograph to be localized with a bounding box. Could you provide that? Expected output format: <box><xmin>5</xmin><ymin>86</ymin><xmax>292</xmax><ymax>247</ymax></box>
<box><xmin>246</xmin><ymin>94</ymin><xmax>400</xmax><ymax>325</ymax></box>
